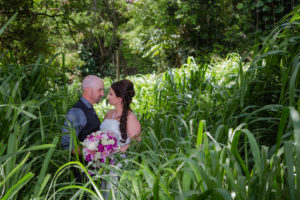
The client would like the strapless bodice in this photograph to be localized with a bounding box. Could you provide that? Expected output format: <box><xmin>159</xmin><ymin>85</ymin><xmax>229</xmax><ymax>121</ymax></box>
<box><xmin>100</xmin><ymin>119</ymin><xmax>130</xmax><ymax>146</ymax></box>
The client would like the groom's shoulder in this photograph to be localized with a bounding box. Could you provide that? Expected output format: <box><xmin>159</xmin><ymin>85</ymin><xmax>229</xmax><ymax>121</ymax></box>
<box><xmin>67</xmin><ymin>107</ymin><xmax>85</xmax><ymax>116</ymax></box>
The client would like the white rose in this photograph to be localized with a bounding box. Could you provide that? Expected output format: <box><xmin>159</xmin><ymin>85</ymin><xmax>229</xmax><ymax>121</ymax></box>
<box><xmin>102</xmin><ymin>134</ymin><xmax>108</xmax><ymax>140</ymax></box>
<box><xmin>87</xmin><ymin>141</ymin><xmax>98</xmax><ymax>151</ymax></box>
<box><xmin>102</xmin><ymin>139</ymin><xmax>114</xmax><ymax>145</ymax></box>
<box><xmin>94</xmin><ymin>152</ymin><xmax>102</xmax><ymax>160</ymax></box>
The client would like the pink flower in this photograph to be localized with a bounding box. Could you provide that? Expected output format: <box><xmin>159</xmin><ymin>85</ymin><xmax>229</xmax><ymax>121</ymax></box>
<box><xmin>86</xmin><ymin>154</ymin><xmax>92</xmax><ymax>162</ymax></box>
<box><xmin>97</xmin><ymin>144</ymin><xmax>105</xmax><ymax>152</ymax></box>
<box><xmin>88</xmin><ymin>171</ymin><xmax>95</xmax><ymax>176</ymax></box>
<box><xmin>109</xmin><ymin>159</ymin><xmax>115</xmax><ymax>165</ymax></box>
<box><xmin>82</xmin><ymin>130</ymin><xmax>120</xmax><ymax>165</ymax></box>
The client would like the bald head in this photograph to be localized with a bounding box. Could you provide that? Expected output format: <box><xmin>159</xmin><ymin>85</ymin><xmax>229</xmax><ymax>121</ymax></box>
<box><xmin>81</xmin><ymin>75</ymin><xmax>104</xmax><ymax>104</ymax></box>
<box><xmin>82</xmin><ymin>75</ymin><xmax>103</xmax><ymax>90</ymax></box>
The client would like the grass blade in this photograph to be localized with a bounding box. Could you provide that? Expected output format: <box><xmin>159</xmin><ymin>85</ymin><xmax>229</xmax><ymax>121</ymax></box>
<box><xmin>0</xmin><ymin>13</ymin><xmax>18</xmax><ymax>36</ymax></box>
<box><xmin>1</xmin><ymin>172</ymin><xmax>34</xmax><ymax>200</ymax></box>
<box><xmin>0</xmin><ymin>152</ymin><xmax>30</xmax><ymax>187</ymax></box>
<box><xmin>284</xmin><ymin>141</ymin><xmax>295</xmax><ymax>200</ymax></box>
<box><xmin>196</xmin><ymin>120</ymin><xmax>205</xmax><ymax>149</ymax></box>
<box><xmin>33</xmin><ymin>136</ymin><xmax>58</xmax><ymax>197</ymax></box>
<box><xmin>37</xmin><ymin>174</ymin><xmax>51</xmax><ymax>197</ymax></box>
<box><xmin>276</xmin><ymin>107</ymin><xmax>289</xmax><ymax>152</ymax></box>
<box><xmin>0</xmin><ymin>144</ymin><xmax>55</xmax><ymax>163</ymax></box>
<box><xmin>290</xmin><ymin>108</ymin><xmax>300</xmax><ymax>199</ymax></box>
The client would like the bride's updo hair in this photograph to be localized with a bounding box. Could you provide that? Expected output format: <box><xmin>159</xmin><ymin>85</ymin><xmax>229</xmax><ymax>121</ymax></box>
<box><xmin>111</xmin><ymin>79</ymin><xmax>135</xmax><ymax>143</ymax></box>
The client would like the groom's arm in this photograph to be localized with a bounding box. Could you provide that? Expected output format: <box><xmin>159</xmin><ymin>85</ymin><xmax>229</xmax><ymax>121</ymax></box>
<box><xmin>61</xmin><ymin>108</ymin><xmax>87</xmax><ymax>151</ymax></box>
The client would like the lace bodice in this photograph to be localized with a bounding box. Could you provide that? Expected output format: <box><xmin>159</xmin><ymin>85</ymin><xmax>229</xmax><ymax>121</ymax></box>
<box><xmin>100</xmin><ymin>119</ymin><xmax>130</xmax><ymax>146</ymax></box>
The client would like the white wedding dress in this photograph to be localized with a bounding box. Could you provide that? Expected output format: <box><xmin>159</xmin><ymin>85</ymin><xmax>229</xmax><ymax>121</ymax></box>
<box><xmin>99</xmin><ymin>117</ymin><xmax>130</xmax><ymax>199</ymax></box>
<box><xmin>100</xmin><ymin>118</ymin><xmax>130</xmax><ymax>147</ymax></box>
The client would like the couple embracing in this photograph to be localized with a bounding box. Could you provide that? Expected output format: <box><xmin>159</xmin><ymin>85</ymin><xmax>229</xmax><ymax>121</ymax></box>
<box><xmin>61</xmin><ymin>75</ymin><xmax>141</xmax><ymax>164</ymax></box>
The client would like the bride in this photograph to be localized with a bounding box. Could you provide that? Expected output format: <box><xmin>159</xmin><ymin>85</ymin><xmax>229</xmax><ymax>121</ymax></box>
<box><xmin>100</xmin><ymin>79</ymin><xmax>141</xmax><ymax>154</ymax></box>
<box><xmin>99</xmin><ymin>79</ymin><xmax>141</xmax><ymax>199</ymax></box>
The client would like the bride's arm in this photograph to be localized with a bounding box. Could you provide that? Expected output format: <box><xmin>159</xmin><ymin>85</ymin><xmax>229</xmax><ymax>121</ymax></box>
<box><xmin>118</xmin><ymin>113</ymin><xmax>141</xmax><ymax>153</ymax></box>
<box><xmin>127</xmin><ymin>113</ymin><xmax>141</xmax><ymax>142</ymax></box>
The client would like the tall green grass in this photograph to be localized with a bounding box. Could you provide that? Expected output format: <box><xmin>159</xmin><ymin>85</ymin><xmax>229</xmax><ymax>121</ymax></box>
<box><xmin>51</xmin><ymin>6</ymin><xmax>299</xmax><ymax>198</ymax></box>
<box><xmin>70</xmin><ymin>6</ymin><xmax>299</xmax><ymax>199</ymax></box>
<box><xmin>1</xmin><ymin>6</ymin><xmax>300</xmax><ymax>200</ymax></box>
<box><xmin>0</xmin><ymin>14</ymin><xmax>74</xmax><ymax>199</ymax></box>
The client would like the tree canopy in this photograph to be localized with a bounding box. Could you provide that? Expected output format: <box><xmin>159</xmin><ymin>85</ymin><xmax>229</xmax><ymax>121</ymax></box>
<box><xmin>0</xmin><ymin>0</ymin><xmax>297</xmax><ymax>77</ymax></box>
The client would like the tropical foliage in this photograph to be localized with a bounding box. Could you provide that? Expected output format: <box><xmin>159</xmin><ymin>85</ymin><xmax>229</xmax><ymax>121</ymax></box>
<box><xmin>0</xmin><ymin>2</ymin><xmax>300</xmax><ymax>200</ymax></box>
<box><xmin>0</xmin><ymin>0</ymin><xmax>298</xmax><ymax>75</ymax></box>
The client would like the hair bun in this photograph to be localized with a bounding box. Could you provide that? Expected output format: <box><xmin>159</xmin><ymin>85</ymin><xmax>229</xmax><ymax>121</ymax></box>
<box><xmin>128</xmin><ymin>89</ymin><xmax>135</xmax><ymax>98</ymax></box>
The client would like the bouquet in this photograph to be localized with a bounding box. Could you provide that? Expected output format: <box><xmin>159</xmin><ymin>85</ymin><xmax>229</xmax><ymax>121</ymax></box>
<box><xmin>82</xmin><ymin>130</ymin><xmax>120</xmax><ymax>166</ymax></box>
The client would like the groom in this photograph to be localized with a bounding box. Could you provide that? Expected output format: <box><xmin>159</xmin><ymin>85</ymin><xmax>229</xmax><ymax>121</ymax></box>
<box><xmin>61</xmin><ymin>75</ymin><xmax>104</xmax><ymax>154</ymax></box>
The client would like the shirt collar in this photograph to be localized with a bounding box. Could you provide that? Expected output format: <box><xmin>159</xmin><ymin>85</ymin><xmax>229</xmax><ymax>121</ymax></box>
<box><xmin>80</xmin><ymin>97</ymin><xmax>93</xmax><ymax>109</ymax></box>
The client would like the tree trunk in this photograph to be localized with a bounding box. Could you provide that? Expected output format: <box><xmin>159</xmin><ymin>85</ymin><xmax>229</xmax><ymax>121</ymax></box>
<box><xmin>97</xmin><ymin>36</ymin><xmax>105</xmax><ymax>66</ymax></box>
<box><xmin>123</xmin><ymin>58</ymin><xmax>128</xmax><ymax>76</ymax></box>
<box><xmin>116</xmin><ymin>48</ymin><xmax>120</xmax><ymax>81</ymax></box>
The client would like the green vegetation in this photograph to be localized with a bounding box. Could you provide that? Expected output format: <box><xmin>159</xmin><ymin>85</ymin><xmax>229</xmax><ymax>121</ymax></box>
<box><xmin>0</xmin><ymin>0</ymin><xmax>298</xmax><ymax>76</ymax></box>
<box><xmin>0</xmin><ymin>1</ymin><xmax>300</xmax><ymax>200</ymax></box>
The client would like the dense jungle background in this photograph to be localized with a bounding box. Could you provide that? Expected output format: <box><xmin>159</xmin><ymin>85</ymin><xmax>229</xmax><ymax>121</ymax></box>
<box><xmin>0</xmin><ymin>0</ymin><xmax>300</xmax><ymax>199</ymax></box>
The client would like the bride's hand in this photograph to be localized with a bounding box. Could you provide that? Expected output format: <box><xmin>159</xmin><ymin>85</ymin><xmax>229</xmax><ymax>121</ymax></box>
<box><xmin>110</xmin><ymin>149</ymin><xmax>120</xmax><ymax>155</ymax></box>
<box><xmin>120</xmin><ymin>145</ymin><xmax>129</xmax><ymax>153</ymax></box>
<box><xmin>134</xmin><ymin>134</ymin><xmax>141</xmax><ymax>142</ymax></box>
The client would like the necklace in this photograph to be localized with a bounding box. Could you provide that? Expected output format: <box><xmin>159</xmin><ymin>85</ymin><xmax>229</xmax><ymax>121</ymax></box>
<box><xmin>112</xmin><ymin>111</ymin><xmax>122</xmax><ymax>119</ymax></box>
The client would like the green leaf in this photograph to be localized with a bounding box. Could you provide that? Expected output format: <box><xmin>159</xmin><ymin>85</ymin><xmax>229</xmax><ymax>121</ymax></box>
<box><xmin>0</xmin><ymin>12</ymin><xmax>18</xmax><ymax>36</ymax></box>
<box><xmin>214</xmin><ymin>188</ymin><xmax>232</xmax><ymax>200</ymax></box>
<box><xmin>231</xmin><ymin>129</ymin><xmax>249</xmax><ymax>179</ymax></box>
<box><xmin>50</xmin><ymin>161</ymin><xmax>104</xmax><ymax>199</ymax></box>
<box><xmin>196</xmin><ymin>120</ymin><xmax>205</xmax><ymax>149</ymax></box>
<box><xmin>262</xmin><ymin>5</ymin><xmax>271</xmax><ymax>12</ymax></box>
<box><xmin>289</xmin><ymin>54</ymin><xmax>300</xmax><ymax>106</ymax></box>
<box><xmin>284</xmin><ymin>141</ymin><xmax>295</xmax><ymax>200</ymax></box>
<box><xmin>236</xmin><ymin>3</ymin><xmax>244</xmax><ymax>10</ymax></box>
<box><xmin>0</xmin><ymin>153</ymin><xmax>31</xmax><ymax>187</ymax></box>
<box><xmin>289</xmin><ymin>108</ymin><xmax>300</xmax><ymax>199</ymax></box>
<box><xmin>0</xmin><ymin>144</ymin><xmax>55</xmax><ymax>163</ymax></box>
<box><xmin>182</xmin><ymin>173</ymin><xmax>191</xmax><ymax>192</ymax></box>
<box><xmin>275</xmin><ymin>5</ymin><xmax>284</xmax><ymax>14</ymax></box>
<box><xmin>37</xmin><ymin>174</ymin><xmax>51</xmax><ymax>197</ymax></box>
<box><xmin>1</xmin><ymin>172</ymin><xmax>34</xmax><ymax>200</ymax></box>
<box><xmin>56</xmin><ymin>185</ymin><xmax>100</xmax><ymax>200</ymax></box>
<box><xmin>263</xmin><ymin>16</ymin><xmax>270</xmax><ymax>21</ymax></box>
<box><xmin>0</xmin><ymin>104</ymin><xmax>37</xmax><ymax>119</ymax></box>
<box><xmin>256</xmin><ymin>0</ymin><xmax>264</xmax><ymax>8</ymax></box>
<box><xmin>275</xmin><ymin>107</ymin><xmax>289</xmax><ymax>153</ymax></box>
<box><xmin>153</xmin><ymin>175</ymin><xmax>159</xmax><ymax>200</ymax></box>
<box><xmin>39</xmin><ymin>110</ymin><xmax>45</xmax><ymax>143</ymax></box>
<box><xmin>241</xmin><ymin>129</ymin><xmax>262</xmax><ymax>181</ymax></box>
<box><xmin>143</xmin><ymin>44</ymin><xmax>162</xmax><ymax>58</ymax></box>
<box><xmin>33</xmin><ymin>137</ymin><xmax>58</xmax><ymax>197</ymax></box>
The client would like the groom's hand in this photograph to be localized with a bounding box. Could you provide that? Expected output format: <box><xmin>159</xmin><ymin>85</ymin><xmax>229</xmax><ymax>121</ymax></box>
<box><xmin>72</xmin><ymin>146</ymin><xmax>81</xmax><ymax>155</ymax></box>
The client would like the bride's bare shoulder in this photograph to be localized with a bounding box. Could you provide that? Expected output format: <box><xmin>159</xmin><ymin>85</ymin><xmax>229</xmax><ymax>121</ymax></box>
<box><xmin>128</xmin><ymin>111</ymin><xmax>138</xmax><ymax>120</ymax></box>
<box><xmin>104</xmin><ymin>109</ymin><xmax>116</xmax><ymax>119</ymax></box>
<box><xmin>127</xmin><ymin>112</ymin><xmax>141</xmax><ymax>140</ymax></box>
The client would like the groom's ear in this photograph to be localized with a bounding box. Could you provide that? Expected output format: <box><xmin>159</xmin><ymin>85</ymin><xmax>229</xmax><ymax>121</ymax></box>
<box><xmin>86</xmin><ymin>87</ymin><xmax>93</xmax><ymax>93</ymax></box>
<box><xmin>82</xmin><ymin>87</ymin><xmax>92</xmax><ymax>97</ymax></box>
